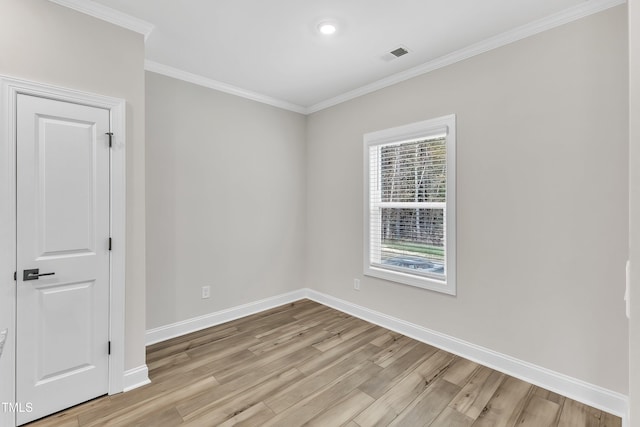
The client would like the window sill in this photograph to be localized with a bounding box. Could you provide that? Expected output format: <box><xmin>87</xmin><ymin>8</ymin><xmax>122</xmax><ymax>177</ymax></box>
<box><xmin>364</xmin><ymin>265</ymin><xmax>456</xmax><ymax>295</ymax></box>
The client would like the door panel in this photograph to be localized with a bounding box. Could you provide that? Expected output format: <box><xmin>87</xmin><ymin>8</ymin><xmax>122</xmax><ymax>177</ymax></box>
<box><xmin>37</xmin><ymin>117</ymin><xmax>96</xmax><ymax>257</ymax></box>
<box><xmin>36</xmin><ymin>281</ymin><xmax>95</xmax><ymax>384</ymax></box>
<box><xmin>16</xmin><ymin>94</ymin><xmax>110</xmax><ymax>425</ymax></box>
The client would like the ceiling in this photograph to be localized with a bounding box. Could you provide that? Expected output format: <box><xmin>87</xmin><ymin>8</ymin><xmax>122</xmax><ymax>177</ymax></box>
<box><xmin>61</xmin><ymin>0</ymin><xmax>619</xmax><ymax>113</ymax></box>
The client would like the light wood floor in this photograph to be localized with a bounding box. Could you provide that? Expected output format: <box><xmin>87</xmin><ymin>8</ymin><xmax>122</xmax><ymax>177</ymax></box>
<box><xmin>28</xmin><ymin>299</ymin><xmax>621</xmax><ymax>427</ymax></box>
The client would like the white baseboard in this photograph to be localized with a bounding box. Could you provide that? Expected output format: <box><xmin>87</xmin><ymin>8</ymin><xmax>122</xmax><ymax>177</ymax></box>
<box><xmin>143</xmin><ymin>287</ymin><xmax>628</xmax><ymax>423</ymax></box>
<box><xmin>145</xmin><ymin>289</ymin><xmax>308</xmax><ymax>346</ymax></box>
<box><xmin>303</xmin><ymin>289</ymin><xmax>629</xmax><ymax>423</ymax></box>
<box><xmin>122</xmin><ymin>365</ymin><xmax>150</xmax><ymax>392</ymax></box>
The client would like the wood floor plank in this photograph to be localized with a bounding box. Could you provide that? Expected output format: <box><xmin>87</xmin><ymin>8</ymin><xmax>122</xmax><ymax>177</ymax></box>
<box><xmin>599</xmin><ymin>410</ymin><xmax>622</xmax><ymax>427</ymax></box>
<box><xmin>295</xmin><ymin>324</ymin><xmax>387</xmax><ymax>376</ymax></box>
<box><xmin>87</xmin><ymin>376</ymin><xmax>218</xmax><ymax>426</ymax></box>
<box><xmin>248</xmin><ymin>322</ymin><xmax>314</xmax><ymax>355</ymax></box>
<box><xmin>149</xmin><ymin>346</ymin><xmax>252</xmax><ymax>384</ymax></box>
<box><xmin>176</xmin><ymin>345</ymin><xmax>319</xmax><ymax>418</ymax></box>
<box><xmin>253</xmin><ymin>318</ymin><xmax>305</xmax><ymax>340</ymax></box>
<box><xmin>353</xmin><ymin>350</ymin><xmax>456</xmax><ymax>426</ymax></box>
<box><xmin>558</xmin><ymin>399</ymin><xmax>602</xmax><ymax>427</ymax></box>
<box><xmin>441</xmin><ymin>357</ymin><xmax>480</xmax><ymax>387</ymax></box>
<box><xmin>515</xmin><ymin>395</ymin><xmax>562</xmax><ymax>427</ymax></box>
<box><xmin>370</xmin><ymin>332</ymin><xmax>401</xmax><ymax>348</ymax></box>
<box><xmin>216</xmin><ymin>402</ymin><xmax>276</xmax><ymax>427</ymax></box>
<box><xmin>534</xmin><ymin>386</ymin><xmax>567</xmax><ymax>405</ymax></box>
<box><xmin>312</xmin><ymin>320</ymin><xmax>376</xmax><ymax>352</ymax></box>
<box><xmin>448</xmin><ymin>366</ymin><xmax>506</xmax><ymax>419</ymax></box>
<box><xmin>304</xmin><ymin>389</ymin><xmax>374</xmax><ymax>426</ymax></box>
<box><xmin>147</xmin><ymin>330</ymin><xmax>265</xmax><ymax>384</ymax></box>
<box><xmin>262</xmin><ymin>361</ymin><xmax>382</xmax><ymax>426</ymax></box>
<box><xmin>184</xmin><ymin>331</ymin><xmax>261</xmax><ymax>360</ymax></box>
<box><xmin>227</xmin><ymin>304</ymin><xmax>309</xmax><ymax>336</ymax></box>
<box><xmin>320</xmin><ymin>315</ymin><xmax>364</xmax><ymax>335</ymax></box>
<box><xmin>51</xmin><ymin>395</ymin><xmax>111</xmax><ymax>425</ymax></box>
<box><xmin>264</xmin><ymin>344</ymin><xmax>381</xmax><ymax>414</ymax></box>
<box><xmin>357</xmin><ymin>341</ymin><xmax>439</xmax><ymax>399</ymax></box>
<box><xmin>296</xmin><ymin>309</ymin><xmax>342</xmax><ymax>330</ymax></box>
<box><xmin>471</xmin><ymin>376</ymin><xmax>533</xmax><ymax>427</ymax></box>
<box><xmin>370</xmin><ymin>335</ymin><xmax>417</xmax><ymax>368</ymax></box>
<box><xmin>213</xmin><ymin>325</ymin><xmax>330</xmax><ymax>384</ymax></box>
<box><xmin>430</xmin><ymin>406</ymin><xmax>475</xmax><ymax>427</ymax></box>
<box><xmin>315</xmin><ymin>309</ymin><xmax>352</xmax><ymax>331</ymax></box>
<box><xmin>290</xmin><ymin>301</ymin><xmax>334</xmax><ymax>320</ymax></box>
<box><xmin>25</xmin><ymin>300</ymin><xmax>622</xmax><ymax>427</ymax></box>
<box><xmin>132</xmin><ymin>406</ymin><xmax>183</xmax><ymax>427</ymax></box>
<box><xmin>27</xmin><ymin>413</ymin><xmax>79</xmax><ymax>427</ymax></box>
<box><xmin>187</xmin><ymin>349</ymin><xmax>256</xmax><ymax>382</ymax></box>
<box><xmin>75</xmin><ymin>368</ymin><xmax>208</xmax><ymax>424</ymax></box>
<box><xmin>146</xmin><ymin>326</ymin><xmax>238</xmax><ymax>363</ymax></box>
<box><xmin>180</xmin><ymin>368</ymin><xmax>303</xmax><ymax>425</ymax></box>
<box><xmin>388</xmin><ymin>378</ymin><xmax>461</xmax><ymax>427</ymax></box>
<box><xmin>146</xmin><ymin>351</ymin><xmax>190</xmax><ymax>372</ymax></box>
<box><xmin>74</xmin><ymin>364</ymin><xmax>218</xmax><ymax>425</ymax></box>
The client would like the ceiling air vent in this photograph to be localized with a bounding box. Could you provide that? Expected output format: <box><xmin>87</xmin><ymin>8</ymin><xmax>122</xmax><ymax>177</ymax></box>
<box><xmin>390</xmin><ymin>47</ymin><xmax>409</xmax><ymax>58</ymax></box>
<box><xmin>381</xmin><ymin>45</ymin><xmax>410</xmax><ymax>62</ymax></box>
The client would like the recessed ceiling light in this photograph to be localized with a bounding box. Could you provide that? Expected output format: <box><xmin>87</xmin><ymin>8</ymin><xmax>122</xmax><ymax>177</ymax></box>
<box><xmin>318</xmin><ymin>22</ymin><xmax>337</xmax><ymax>35</ymax></box>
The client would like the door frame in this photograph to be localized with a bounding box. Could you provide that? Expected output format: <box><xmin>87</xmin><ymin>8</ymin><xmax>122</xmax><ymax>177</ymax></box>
<box><xmin>0</xmin><ymin>76</ymin><xmax>126</xmax><ymax>426</ymax></box>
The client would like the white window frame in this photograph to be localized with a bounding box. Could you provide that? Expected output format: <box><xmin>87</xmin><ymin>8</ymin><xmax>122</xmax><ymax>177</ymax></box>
<box><xmin>363</xmin><ymin>114</ymin><xmax>456</xmax><ymax>295</ymax></box>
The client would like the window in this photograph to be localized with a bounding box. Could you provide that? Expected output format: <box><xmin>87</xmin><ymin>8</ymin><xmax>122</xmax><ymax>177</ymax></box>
<box><xmin>364</xmin><ymin>115</ymin><xmax>456</xmax><ymax>294</ymax></box>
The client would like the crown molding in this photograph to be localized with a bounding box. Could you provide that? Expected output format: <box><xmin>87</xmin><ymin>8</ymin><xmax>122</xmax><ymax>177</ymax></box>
<box><xmin>144</xmin><ymin>60</ymin><xmax>308</xmax><ymax>115</ymax></box>
<box><xmin>307</xmin><ymin>0</ymin><xmax>626</xmax><ymax>114</ymax></box>
<box><xmin>61</xmin><ymin>0</ymin><xmax>624</xmax><ymax>115</ymax></box>
<box><xmin>48</xmin><ymin>0</ymin><xmax>154</xmax><ymax>40</ymax></box>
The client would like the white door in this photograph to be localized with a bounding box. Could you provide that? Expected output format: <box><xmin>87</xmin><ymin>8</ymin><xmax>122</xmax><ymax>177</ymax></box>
<box><xmin>16</xmin><ymin>94</ymin><xmax>111</xmax><ymax>425</ymax></box>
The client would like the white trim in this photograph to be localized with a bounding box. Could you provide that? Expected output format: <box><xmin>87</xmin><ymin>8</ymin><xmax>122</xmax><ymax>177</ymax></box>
<box><xmin>145</xmin><ymin>289</ymin><xmax>308</xmax><ymax>345</ymax></box>
<box><xmin>304</xmin><ymin>289</ymin><xmax>629</xmax><ymax>423</ymax></box>
<box><xmin>143</xmin><ymin>287</ymin><xmax>628</xmax><ymax>423</ymax></box>
<box><xmin>0</xmin><ymin>76</ymin><xmax>18</xmax><ymax>427</ymax></box>
<box><xmin>47</xmin><ymin>0</ymin><xmax>154</xmax><ymax>40</ymax></box>
<box><xmin>122</xmin><ymin>365</ymin><xmax>150</xmax><ymax>392</ymax></box>
<box><xmin>108</xmin><ymin>94</ymin><xmax>127</xmax><ymax>396</ymax></box>
<box><xmin>0</xmin><ymin>76</ymin><xmax>127</xmax><ymax>419</ymax></box>
<box><xmin>144</xmin><ymin>61</ymin><xmax>308</xmax><ymax>115</ymax></box>
<box><xmin>130</xmin><ymin>0</ymin><xmax>623</xmax><ymax>115</ymax></box>
<box><xmin>305</xmin><ymin>0</ymin><xmax>626</xmax><ymax>113</ymax></box>
<box><xmin>48</xmin><ymin>0</ymin><xmax>624</xmax><ymax>115</ymax></box>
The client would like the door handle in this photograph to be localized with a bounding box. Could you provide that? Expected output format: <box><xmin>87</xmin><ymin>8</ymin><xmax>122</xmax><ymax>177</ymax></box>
<box><xmin>23</xmin><ymin>269</ymin><xmax>55</xmax><ymax>281</ymax></box>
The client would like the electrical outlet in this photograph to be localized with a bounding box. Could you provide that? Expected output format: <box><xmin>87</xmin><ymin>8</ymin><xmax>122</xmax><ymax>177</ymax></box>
<box><xmin>201</xmin><ymin>285</ymin><xmax>211</xmax><ymax>299</ymax></box>
<box><xmin>353</xmin><ymin>279</ymin><xmax>360</xmax><ymax>291</ymax></box>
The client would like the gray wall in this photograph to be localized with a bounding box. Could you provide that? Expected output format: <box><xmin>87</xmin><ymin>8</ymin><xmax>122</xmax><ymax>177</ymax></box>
<box><xmin>629</xmin><ymin>0</ymin><xmax>639</xmax><ymax>422</ymax></box>
<box><xmin>0</xmin><ymin>1</ymin><xmax>628</xmax><ymax>417</ymax></box>
<box><xmin>0</xmin><ymin>0</ymin><xmax>147</xmax><ymax>381</ymax></box>
<box><xmin>145</xmin><ymin>72</ymin><xmax>307</xmax><ymax>329</ymax></box>
<box><xmin>306</xmin><ymin>6</ymin><xmax>629</xmax><ymax>394</ymax></box>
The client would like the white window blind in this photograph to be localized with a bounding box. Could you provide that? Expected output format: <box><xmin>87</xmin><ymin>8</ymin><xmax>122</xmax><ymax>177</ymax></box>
<box><xmin>364</xmin><ymin>115</ymin><xmax>456</xmax><ymax>294</ymax></box>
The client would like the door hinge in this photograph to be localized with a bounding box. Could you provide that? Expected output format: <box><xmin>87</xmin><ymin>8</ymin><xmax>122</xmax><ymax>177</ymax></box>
<box><xmin>108</xmin><ymin>341</ymin><xmax>111</xmax><ymax>355</ymax></box>
<box><xmin>14</xmin><ymin>271</ymin><xmax>17</xmax><ymax>281</ymax></box>
<box><xmin>106</xmin><ymin>132</ymin><xmax>113</xmax><ymax>148</ymax></box>
<box><xmin>109</xmin><ymin>237</ymin><xmax>112</xmax><ymax>251</ymax></box>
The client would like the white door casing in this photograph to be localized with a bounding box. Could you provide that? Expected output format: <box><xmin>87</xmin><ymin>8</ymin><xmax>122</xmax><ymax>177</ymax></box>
<box><xmin>0</xmin><ymin>76</ymin><xmax>126</xmax><ymax>427</ymax></box>
<box><xmin>16</xmin><ymin>95</ymin><xmax>110</xmax><ymax>424</ymax></box>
